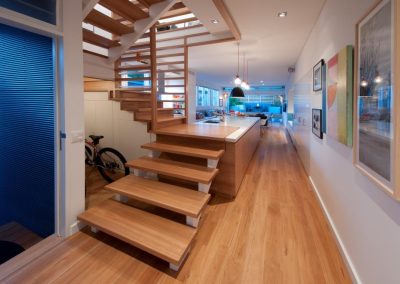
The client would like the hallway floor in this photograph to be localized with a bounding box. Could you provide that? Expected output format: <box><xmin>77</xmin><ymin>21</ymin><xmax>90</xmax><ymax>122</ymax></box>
<box><xmin>2</xmin><ymin>126</ymin><xmax>351</xmax><ymax>283</ymax></box>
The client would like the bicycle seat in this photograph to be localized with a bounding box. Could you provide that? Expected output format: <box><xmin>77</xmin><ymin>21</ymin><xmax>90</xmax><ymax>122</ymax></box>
<box><xmin>89</xmin><ymin>135</ymin><xmax>104</xmax><ymax>145</ymax></box>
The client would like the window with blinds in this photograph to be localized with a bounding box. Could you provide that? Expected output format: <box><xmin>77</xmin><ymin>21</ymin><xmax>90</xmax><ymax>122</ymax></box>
<box><xmin>0</xmin><ymin>23</ymin><xmax>55</xmax><ymax>237</ymax></box>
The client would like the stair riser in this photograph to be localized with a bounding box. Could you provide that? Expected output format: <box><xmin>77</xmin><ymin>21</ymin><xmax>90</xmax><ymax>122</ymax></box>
<box><xmin>157</xmin><ymin>118</ymin><xmax>185</xmax><ymax>128</ymax></box>
<box><xmin>121</xmin><ymin>101</ymin><xmax>152</xmax><ymax>111</ymax></box>
<box><xmin>157</xmin><ymin>110</ymin><xmax>174</xmax><ymax>117</ymax></box>
<box><xmin>134</xmin><ymin>112</ymin><xmax>151</xmax><ymax>121</ymax></box>
<box><xmin>118</xmin><ymin>92</ymin><xmax>152</xmax><ymax>99</ymax></box>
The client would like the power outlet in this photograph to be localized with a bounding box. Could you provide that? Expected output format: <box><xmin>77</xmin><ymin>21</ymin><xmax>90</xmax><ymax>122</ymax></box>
<box><xmin>71</xmin><ymin>130</ymin><xmax>84</xmax><ymax>143</ymax></box>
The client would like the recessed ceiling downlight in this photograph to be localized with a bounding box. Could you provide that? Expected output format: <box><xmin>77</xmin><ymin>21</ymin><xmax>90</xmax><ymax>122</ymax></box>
<box><xmin>211</xmin><ymin>19</ymin><xmax>219</xmax><ymax>24</ymax></box>
<box><xmin>278</xmin><ymin>11</ymin><xmax>287</xmax><ymax>18</ymax></box>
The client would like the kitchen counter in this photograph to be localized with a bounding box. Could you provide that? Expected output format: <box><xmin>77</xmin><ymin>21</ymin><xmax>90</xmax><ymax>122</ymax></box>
<box><xmin>195</xmin><ymin>116</ymin><xmax>260</xmax><ymax>142</ymax></box>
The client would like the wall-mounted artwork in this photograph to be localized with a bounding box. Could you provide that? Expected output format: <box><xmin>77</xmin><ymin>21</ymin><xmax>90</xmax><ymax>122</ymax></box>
<box><xmin>326</xmin><ymin>45</ymin><xmax>354</xmax><ymax>146</ymax></box>
<box><xmin>312</xmin><ymin>109</ymin><xmax>323</xmax><ymax>139</ymax></box>
<box><xmin>355</xmin><ymin>0</ymin><xmax>400</xmax><ymax>200</ymax></box>
<box><xmin>313</xmin><ymin>60</ymin><xmax>324</xmax><ymax>91</ymax></box>
<box><xmin>321</xmin><ymin>64</ymin><xmax>327</xmax><ymax>133</ymax></box>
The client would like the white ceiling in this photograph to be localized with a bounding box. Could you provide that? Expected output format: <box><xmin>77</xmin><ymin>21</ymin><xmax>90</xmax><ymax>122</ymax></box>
<box><xmin>187</xmin><ymin>0</ymin><xmax>326</xmax><ymax>87</ymax></box>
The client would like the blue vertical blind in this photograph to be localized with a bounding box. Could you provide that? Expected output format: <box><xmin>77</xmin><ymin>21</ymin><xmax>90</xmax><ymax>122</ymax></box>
<box><xmin>0</xmin><ymin>0</ymin><xmax>57</xmax><ymax>24</ymax></box>
<box><xmin>0</xmin><ymin>23</ymin><xmax>55</xmax><ymax>237</ymax></box>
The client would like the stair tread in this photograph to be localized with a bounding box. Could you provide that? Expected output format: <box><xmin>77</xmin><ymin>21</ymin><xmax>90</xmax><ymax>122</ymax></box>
<box><xmin>142</xmin><ymin>142</ymin><xmax>224</xmax><ymax>159</ymax></box>
<box><xmin>126</xmin><ymin>156</ymin><xmax>219</xmax><ymax>184</ymax></box>
<box><xmin>85</xmin><ymin>10</ymin><xmax>132</xmax><ymax>36</ymax></box>
<box><xmin>157</xmin><ymin>116</ymin><xmax>186</xmax><ymax>123</ymax></box>
<box><xmin>113</xmin><ymin>98</ymin><xmax>151</xmax><ymax>102</ymax></box>
<box><xmin>116</xmin><ymin>88</ymin><xmax>152</xmax><ymax>92</ymax></box>
<box><xmin>116</xmin><ymin>65</ymin><xmax>151</xmax><ymax>71</ymax></box>
<box><xmin>105</xmin><ymin>175</ymin><xmax>210</xmax><ymax>217</ymax></box>
<box><xmin>82</xmin><ymin>29</ymin><xmax>120</xmax><ymax>48</ymax></box>
<box><xmin>78</xmin><ymin>199</ymin><xmax>196</xmax><ymax>265</ymax></box>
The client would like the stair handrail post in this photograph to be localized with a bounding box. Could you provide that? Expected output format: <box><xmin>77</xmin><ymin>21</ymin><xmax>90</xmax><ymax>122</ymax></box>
<box><xmin>150</xmin><ymin>25</ymin><xmax>158</xmax><ymax>131</ymax></box>
<box><xmin>184</xmin><ymin>37</ymin><xmax>189</xmax><ymax>124</ymax></box>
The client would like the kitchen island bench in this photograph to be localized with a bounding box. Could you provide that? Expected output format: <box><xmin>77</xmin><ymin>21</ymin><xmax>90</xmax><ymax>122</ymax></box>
<box><xmin>153</xmin><ymin>116</ymin><xmax>261</xmax><ymax>198</ymax></box>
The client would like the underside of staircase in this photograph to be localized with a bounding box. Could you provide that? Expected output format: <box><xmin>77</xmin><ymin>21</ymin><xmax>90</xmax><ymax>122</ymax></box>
<box><xmin>79</xmin><ymin>0</ymin><xmax>236</xmax><ymax>271</ymax></box>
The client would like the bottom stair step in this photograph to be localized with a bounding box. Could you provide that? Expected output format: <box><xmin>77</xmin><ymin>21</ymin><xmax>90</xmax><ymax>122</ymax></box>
<box><xmin>77</xmin><ymin>199</ymin><xmax>197</xmax><ymax>266</ymax></box>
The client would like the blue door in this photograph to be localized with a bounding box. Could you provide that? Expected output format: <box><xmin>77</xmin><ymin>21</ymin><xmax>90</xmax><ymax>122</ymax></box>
<box><xmin>0</xmin><ymin>23</ymin><xmax>56</xmax><ymax>241</ymax></box>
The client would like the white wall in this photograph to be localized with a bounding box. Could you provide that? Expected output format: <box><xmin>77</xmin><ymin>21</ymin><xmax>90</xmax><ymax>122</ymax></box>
<box><xmin>84</xmin><ymin>92</ymin><xmax>151</xmax><ymax>161</ymax></box>
<box><xmin>83</xmin><ymin>53</ymin><xmax>114</xmax><ymax>80</ymax></box>
<box><xmin>288</xmin><ymin>0</ymin><xmax>400</xmax><ymax>283</ymax></box>
<box><xmin>59</xmin><ymin>0</ymin><xmax>85</xmax><ymax>237</ymax></box>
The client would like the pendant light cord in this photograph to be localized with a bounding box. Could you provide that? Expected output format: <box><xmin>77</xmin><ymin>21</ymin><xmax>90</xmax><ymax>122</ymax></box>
<box><xmin>242</xmin><ymin>53</ymin><xmax>245</xmax><ymax>80</ymax></box>
<box><xmin>237</xmin><ymin>42</ymin><xmax>240</xmax><ymax>75</ymax></box>
<box><xmin>247</xmin><ymin>59</ymin><xmax>249</xmax><ymax>83</ymax></box>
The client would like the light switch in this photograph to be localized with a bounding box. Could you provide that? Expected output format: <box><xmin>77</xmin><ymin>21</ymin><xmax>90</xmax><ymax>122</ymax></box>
<box><xmin>71</xmin><ymin>130</ymin><xmax>84</xmax><ymax>143</ymax></box>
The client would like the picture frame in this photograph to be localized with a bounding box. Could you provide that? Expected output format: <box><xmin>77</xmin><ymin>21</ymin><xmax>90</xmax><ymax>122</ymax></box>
<box><xmin>321</xmin><ymin>63</ymin><xmax>327</xmax><ymax>133</ymax></box>
<box><xmin>354</xmin><ymin>0</ymin><xmax>400</xmax><ymax>200</ymax></box>
<box><xmin>312</xmin><ymin>109</ymin><xmax>323</xmax><ymax>139</ymax></box>
<box><xmin>326</xmin><ymin>46</ymin><xmax>354</xmax><ymax>146</ymax></box>
<box><xmin>313</xmin><ymin>59</ymin><xmax>324</xmax><ymax>91</ymax></box>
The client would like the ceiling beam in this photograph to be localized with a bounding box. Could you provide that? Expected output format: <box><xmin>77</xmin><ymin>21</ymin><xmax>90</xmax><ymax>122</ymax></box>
<box><xmin>108</xmin><ymin>0</ymin><xmax>178</xmax><ymax>63</ymax></box>
<box><xmin>212</xmin><ymin>0</ymin><xmax>241</xmax><ymax>40</ymax></box>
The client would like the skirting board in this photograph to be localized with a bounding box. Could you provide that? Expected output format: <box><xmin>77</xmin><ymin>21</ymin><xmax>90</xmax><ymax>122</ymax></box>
<box><xmin>69</xmin><ymin>220</ymin><xmax>86</xmax><ymax>236</ymax></box>
<box><xmin>308</xmin><ymin>176</ymin><xmax>361</xmax><ymax>284</ymax></box>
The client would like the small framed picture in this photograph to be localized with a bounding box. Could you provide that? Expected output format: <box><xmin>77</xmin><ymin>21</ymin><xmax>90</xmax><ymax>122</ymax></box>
<box><xmin>312</xmin><ymin>109</ymin><xmax>323</xmax><ymax>139</ymax></box>
<box><xmin>313</xmin><ymin>59</ymin><xmax>324</xmax><ymax>91</ymax></box>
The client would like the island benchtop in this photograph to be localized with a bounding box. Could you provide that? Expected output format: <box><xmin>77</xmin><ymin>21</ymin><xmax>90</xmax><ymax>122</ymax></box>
<box><xmin>155</xmin><ymin>116</ymin><xmax>260</xmax><ymax>142</ymax></box>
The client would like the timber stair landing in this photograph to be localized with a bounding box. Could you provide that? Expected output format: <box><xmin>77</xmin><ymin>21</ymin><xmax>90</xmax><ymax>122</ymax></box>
<box><xmin>77</xmin><ymin>199</ymin><xmax>196</xmax><ymax>268</ymax></box>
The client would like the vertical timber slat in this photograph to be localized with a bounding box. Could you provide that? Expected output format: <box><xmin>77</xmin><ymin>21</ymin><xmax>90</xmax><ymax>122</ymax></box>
<box><xmin>150</xmin><ymin>25</ymin><xmax>158</xmax><ymax>131</ymax></box>
<box><xmin>184</xmin><ymin>38</ymin><xmax>189</xmax><ymax>124</ymax></box>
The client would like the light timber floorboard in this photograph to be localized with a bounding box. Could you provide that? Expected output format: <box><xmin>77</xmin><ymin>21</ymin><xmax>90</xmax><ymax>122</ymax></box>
<box><xmin>2</xmin><ymin>126</ymin><xmax>351</xmax><ymax>284</ymax></box>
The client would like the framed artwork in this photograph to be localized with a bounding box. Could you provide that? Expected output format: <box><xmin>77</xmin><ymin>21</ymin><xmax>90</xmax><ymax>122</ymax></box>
<box><xmin>313</xmin><ymin>59</ymin><xmax>324</xmax><ymax>91</ymax></box>
<box><xmin>327</xmin><ymin>46</ymin><xmax>354</xmax><ymax>146</ymax></box>
<box><xmin>354</xmin><ymin>0</ymin><xmax>400</xmax><ymax>200</ymax></box>
<box><xmin>312</xmin><ymin>109</ymin><xmax>323</xmax><ymax>139</ymax></box>
<box><xmin>322</xmin><ymin>63</ymin><xmax>327</xmax><ymax>133</ymax></box>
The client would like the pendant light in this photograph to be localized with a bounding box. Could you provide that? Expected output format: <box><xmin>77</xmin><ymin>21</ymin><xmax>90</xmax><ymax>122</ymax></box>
<box><xmin>234</xmin><ymin>42</ymin><xmax>242</xmax><ymax>85</ymax></box>
<box><xmin>230</xmin><ymin>86</ymin><xmax>245</xmax><ymax>97</ymax></box>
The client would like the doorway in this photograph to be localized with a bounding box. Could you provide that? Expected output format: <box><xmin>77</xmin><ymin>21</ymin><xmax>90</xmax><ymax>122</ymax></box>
<box><xmin>0</xmin><ymin>23</ymin><xmax>57</xmax><ymax>264</ymax></box>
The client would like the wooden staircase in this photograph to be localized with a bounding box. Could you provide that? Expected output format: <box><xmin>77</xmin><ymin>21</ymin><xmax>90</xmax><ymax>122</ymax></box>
<box><xmin>111</xmin><ymin>24</ymin><xmax>189</xmax><ymax>131</ymax></box>
<box><xmin>79</xmin><ymin>140</ymin><xmax>224</xmax><ymax>270</ymax></box>
<box><xmin>79</xmin><ymin>0</ymin><xmax>234</xmax><ymax>272</ymax></box>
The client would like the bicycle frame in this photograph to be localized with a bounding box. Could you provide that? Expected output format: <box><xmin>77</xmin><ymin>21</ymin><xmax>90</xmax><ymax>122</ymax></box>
<box><xmin>85</xmin><ymin>139</ymin><xmax>99</xmax><ymax>164</ymax></box>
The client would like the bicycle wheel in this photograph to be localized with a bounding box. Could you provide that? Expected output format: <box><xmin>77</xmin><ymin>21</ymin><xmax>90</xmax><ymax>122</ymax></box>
<box><xmin>96</xmin><ymin>147</ymin><xmax>129</xmax><ymax>182</ymax></box>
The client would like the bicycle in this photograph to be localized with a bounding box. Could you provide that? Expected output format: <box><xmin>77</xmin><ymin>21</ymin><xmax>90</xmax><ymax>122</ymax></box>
<box><xmin>85</xmin><ymin>135</ymin><xmax>130</xmax><ymax>183</ymax></box>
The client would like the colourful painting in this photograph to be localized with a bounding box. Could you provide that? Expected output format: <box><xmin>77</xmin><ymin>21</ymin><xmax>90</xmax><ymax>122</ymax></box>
<box><xmin>327</xmin><ymin>46</ymin><xmax>354</xmax><ymax>146</ymax></box>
